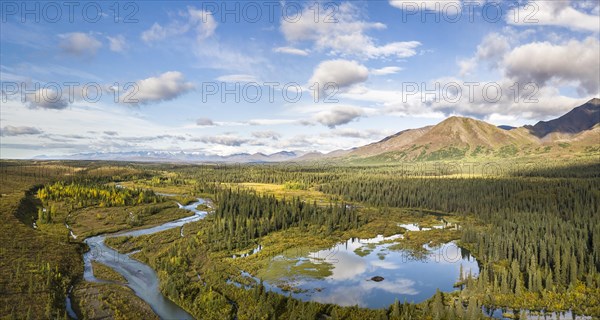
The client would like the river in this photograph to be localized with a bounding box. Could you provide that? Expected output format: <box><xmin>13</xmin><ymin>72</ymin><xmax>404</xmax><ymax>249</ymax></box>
<box><xmin>70</xmin><ymin>199</ymin><xmax>208</xmax><ymax>320</ymax></box>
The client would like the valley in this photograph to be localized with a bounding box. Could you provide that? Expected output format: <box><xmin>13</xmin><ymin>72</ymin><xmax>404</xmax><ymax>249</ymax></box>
<box><xmin>1</xmin><ymin>101</ymin><xmax>599</xmax><ymax>319</ymax></box>
<box><xmin>3</xmin><ymin>1</ymin><xmax>599</xmax><ymax>318</ymax></box>
<box><xmin>1</xmin><ymin>153</ymin><xmax>598</xmax><ymax>319</ymax></box>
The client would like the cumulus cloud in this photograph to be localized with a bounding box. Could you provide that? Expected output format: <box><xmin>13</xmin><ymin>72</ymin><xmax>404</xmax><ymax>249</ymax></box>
<box><xmin>273</xmin><ymin>46</ymin><xmax>310</xmax><ymax>56</ymax></box>
<box><xmin>107</xmin><ymin>35</ymin><xmax>127</xmax><ymax>52</ymax></box>
<box><xmin>507</xmin><ymin>0</ymin><xmax>600</xmax><ymax>32</ymax></box>
<box><xmin>59</xmin><ymin>32</ymin><xmax>102</xmax><ymax>57</ymax></box>
<box><xmin>24</xmin><ymin>88</ymin><xmax>70</xmax><ymax>109</ymax></box>
<box><xmin>281</xmin><ymin>2</ymin><xmax>420</xmax><ymax>59</ymax></box>
<box><xmin>308</xmin><ymin>60</ymin><xmax>369</xmax><ymax>99</ymax></box>
<box><xmin>121</xmin><ymin>71</ymin><xmax>194</xmax><ymax>105</ymax></box>
<box><xmin>103</xmin><ymin>131</ymin><xmax>119</xmax><ymax>136</ymax></box>
<box><xmin>425</xmin><ymin>77</ymin><xmax>595</xmax><ymax>119</ymax></box>
<box><xmin>459</xmin><ymin>32</ymin><xmax>510</xmax><ymax>76</ymax></box>
<box><xmin>196</xmin><ymin>118</ymin><xmax>215</xmax><ymax>126</ymax></box>
<box><xmin>247</xmin><ymin>119</ymin><xmax>299</xmax><ymax>126</ymax></box>
<box><xmin>141</xmin><ymin>7</ymin><xmax>216</xmax><ymax>43</ymax></box>
<box><xmin>327</xmin><ymin>128</ymin><xmax>387</xmax><ymax>139</ymax></box>
<box><xmin>371</xmin><ymin>66</ymin><xmax>403</xmax><ymax>76</ymax></box>
<box><xmin>313</xmin><ymin>106</ymin><xmax>365</xmax><ymax>128</ymax></box>
<box><xmin>216</xmin><ymin>74</ymin><xmax>258</xmax><ymax>83</ymax></box>
<box><xmin>1</xmin><ymin>126</ymin><xmax>43</xmax><ymax>136</ymax></box>
<box><xmin>251</xmin><ymin>131</ymin><xmax>282</xmax><ymax>140</ymax></box>
<box><xmin>475</xmin><ymin>33</ymin><xmax>511</xmax><ymax>64</ymax></box>
<box><xmin>503</xmin><ymin>37</ymin><xmax>600</xmax><ymax>95</ymax></box>
<box><xmin>194</xmin><ymin>135</ymin><xmax>249</xmax><ymax>146</ymax></box>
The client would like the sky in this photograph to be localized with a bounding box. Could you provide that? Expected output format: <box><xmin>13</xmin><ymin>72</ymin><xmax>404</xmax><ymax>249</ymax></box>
<box><xmin>1</xmin><ymin>0</ymin><xmax>599</xmax><ymax>158</ymax></box>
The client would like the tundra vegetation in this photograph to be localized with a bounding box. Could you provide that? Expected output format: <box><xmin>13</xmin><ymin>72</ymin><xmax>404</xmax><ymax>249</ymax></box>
<box><xmin>1</xmin><ymin>159</ymin><xmax>598</xmax><ymax>319</ymax></box>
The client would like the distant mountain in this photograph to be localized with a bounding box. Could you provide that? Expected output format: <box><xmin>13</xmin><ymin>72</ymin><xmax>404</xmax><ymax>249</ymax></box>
<box><xmin>525</xmin><ymin>98</ymin><xmax>600</xmax><ymax>138</ymax></box>
<box><xmin>498</xmin><ymin>125</ymin><xmax>516</xmax><ymax>131</ymax></box>
<box><xmin>35</xmin><ymin>150</ymin><xmax>303</xmax><ymax>163</ymax></box>
<box><xmin>340</xmin><ymin>98</ymin><xmax>600</xmax><ymax>162</ymax></box>
<box><xmin>294</xmin><ymin>148</ymin><xmax>355</xmax><ymax>161</ymax></box>
<box><xmin>35</xmin><ymin>99</ymin><xmax>599</xmax><ymax>163</ymax></box>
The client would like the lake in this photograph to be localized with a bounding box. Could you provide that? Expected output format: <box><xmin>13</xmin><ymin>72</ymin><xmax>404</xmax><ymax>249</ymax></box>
<box><xmin>238</xmin><ymin>231</ymin><xmax>479</xmax><ymax>308</ymax></box>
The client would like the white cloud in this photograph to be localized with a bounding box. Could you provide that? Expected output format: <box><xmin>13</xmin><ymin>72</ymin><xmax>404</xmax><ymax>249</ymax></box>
<box><xmin>192</xmin><ymin>40</ymin><xmax>265</xmax><ymax>73</ymax></box>
<box><xmin>187</xmin><ymin>8</ymin><xmax>217</xmax><ymax>41</ymax></box>
<box><xmin>475</xmin><ymin>32</ymin><xmax>511</xmax><ymax>63</ymax></box>
<box><xmin>107</xmin><ymin>35</ymin><xmax>127</xmax><ymax>52</ymax></box>
<box><xmin>313</xmin><ymin>106</ymin><xmax>365</xmax><ymax>128</ymax></box>
<box><xmin>459</xmin><ymin>32</ymin><xmax>510</xmax><ymax>76</ymax></box>
<box><xmin>59</xmin><ymin>32</ymin><xmax>102</xmax><ymax>57</ymax></box>
<box><xmin>371</xmin><ymin>66</ymin><xmax>403</xmax><ymax>76</ymax></box>
<box><xmin>507</xmin><ymin>0</ymin><xmax>600</xmax><ymax>32</ymax></box>
<box><xmin>426</xmin><ymin>77</ymin><xmax>595</xmax><ymax>119</ymax></box>
<box><xmin>121</xmin><ymin>71</ymin><xmax>194</xmax><ymax>105</ymax></box>
<box><xmin>216</xmin><ymin>74</ymin><xmax>259</xmax><ymax>83</ymax></box>
<box><xmin>503</xmin><ymin>37</ymin><xmax>600</xmax><ymax>95</ymax></box>
<box><xmin>141</xmin><ymin>7</ymin><xmax>216</xmax><ymax>43</ymax></box>
<box><xmin>308</xmin><ymin>60</ymin><xmax>369</xmax><ymax>99</ymax></box>
<box><xmin>458</xmin><ymin>59</ymin><xmax>477</xmax><ymax>77</ymax></box>
<box><xmin>280</xmin><ymin>2</ymin><xmax>420</xmax><ymax>59</ymax></box>
<box><xmin>141</xmin><ymin>23</ymin><xmax>170</xmax><ymax>42</ymax></box>
<box><xmin>0</xmin><ymin>98</ymin><xmax>181</xmax><ymax>157</ymax></box>
<box><xmin>196</xmin><ymin>118</ymin><xmax>215</xmax><ymax>126</ymax></box>
<box><xmin>327</xmin><ymin>128</ymin><xmax>388</xmax><ymax>139</ymax></box>
<box><xmin>24</xmin><ymin>88</ymin><xmax>70</xmax><ymax>110</ymax></box>
<box><xmin>251</xmin><ymin>131</ymin><xmax>282</xmax><ymax>140</ymax></box>
<box><xmin>274</xmin><ymin>46</ymin><xmax>309</xmax><ymax>56</ymax></box>
<box><xmin>194</xmin><ymin>135</ymin><xmax>249</xmax><ymax>146</ymax></box>
<box><xmin>1</xmin><ymin>126</ymin><xmax>43</xmax><ymax>136</ymax></box>
<box><xmin>247</xmin><ymin>119</ymin><xmax>299</xmax><ymax>126</ymax></box>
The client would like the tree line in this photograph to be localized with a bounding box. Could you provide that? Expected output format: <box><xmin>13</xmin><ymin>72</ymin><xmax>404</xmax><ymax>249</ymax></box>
<box><xmin>204</xmin><ymin>188</ymin><xmax>362</xmax><ymax>251</ymax></box>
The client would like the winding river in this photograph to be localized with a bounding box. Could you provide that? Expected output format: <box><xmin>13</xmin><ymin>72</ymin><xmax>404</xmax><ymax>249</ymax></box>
<box><xmin>74</xmin><ymin>199</ymin><xmax>208</xmax><ymax>320</ymax></box>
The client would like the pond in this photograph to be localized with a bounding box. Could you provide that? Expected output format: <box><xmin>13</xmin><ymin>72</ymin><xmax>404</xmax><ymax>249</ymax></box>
<box><xmin>238</xmin><ymin>233</ymin><xmax>479</xmax><ymax>309</ymax></box>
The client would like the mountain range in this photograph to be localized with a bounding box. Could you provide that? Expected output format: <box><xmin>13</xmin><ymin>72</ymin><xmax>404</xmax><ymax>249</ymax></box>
<box><xmin>36</xmin><ymin>98</ymin><xmax>600</xmax><ymax>163</ymax></box>
<box><xmin>35</xmin><ymin>150</ymin><xmax>303</xmax><ymax>163</ymax></box>
<box><xmin>336</xmin><ymin>98</ymin><xmax>599</xmax><ymax>162</ymax></box>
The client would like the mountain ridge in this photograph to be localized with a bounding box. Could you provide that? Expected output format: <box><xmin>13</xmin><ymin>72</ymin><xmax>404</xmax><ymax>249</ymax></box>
<box><xmin>33</xmin><ymin>99</ymin><xmax>600</xmax><ymax>163</ymax></box>
<box><xmin>342</xmin><ymin>98</ymin><xmax>600</xmax><ymax>162</ymax></box>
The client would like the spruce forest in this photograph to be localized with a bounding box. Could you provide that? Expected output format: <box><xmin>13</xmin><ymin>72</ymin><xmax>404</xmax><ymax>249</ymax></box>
<box><xmin>0</xmin><ymin>159</ymin><xmax>598</xmax><ymax>319</ymax></box>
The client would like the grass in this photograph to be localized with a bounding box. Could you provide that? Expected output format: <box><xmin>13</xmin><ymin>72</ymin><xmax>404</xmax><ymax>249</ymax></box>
<box><xmin>388</xmin><ymin>229</ymin><xmax>462</xmax><ymax>254</ymax></box>
<box><xmin>4</xmin><ymin>159</ymin><xmax>599</xmax><ymax>319</ymax></box>
<box><xmin>255</xmin><ymin>256</ymin><xmax>334</xmax><ymax>287</ymax></box>
<box><xmin>92</xmin><ymin>261</ymin><xmax>127</xmax><ymax>283</ymax></box>
<box><xmin>195</xmin><ymin>203</ymin><xmax>212</xmax><ymax>212</ymax></box>
<box><xmin>40</xmin><ymin>200</ymin><xmax>194</xmax><ymax>238</ymax></box>
<box><xmin>0</xmin><ymin>162</ymin><xmax>84</xmax><ymax>319</ymax></box>
<box><xmin>71</xmin><ymin>282</ymin><xmax>158</xmax><ymax>320</ymax></box>
<box><xmin>0</xmin><ymin>161</ymin><xmax>202</xmax><ymax>319</ymax></box>
<box><xmin>116</xmin><ymin>180</ymin><xmax>196</xmax><ymax>196</ymax></box>
<box><xmin>230</xmin><ymin>182</ymin><xmax>335</xmax><ymax>205</ymax></box>
<box><xmin>104</xmin><ymin>226</ymin><xmax>184</xmax><ymax>264</ymax></box>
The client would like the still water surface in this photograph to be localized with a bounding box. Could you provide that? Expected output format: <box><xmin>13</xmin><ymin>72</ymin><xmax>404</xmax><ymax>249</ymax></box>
<box><xmin>237</xmin><ymin>231</ymin><xmax>479</xmax><ymax>308</ymax></box>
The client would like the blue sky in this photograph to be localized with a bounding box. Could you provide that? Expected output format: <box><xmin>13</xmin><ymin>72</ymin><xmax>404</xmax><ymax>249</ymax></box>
<box><xmin>1</xmin><ymin>0</ymin><xmax>599</xmax><ymax>158</ymax></box>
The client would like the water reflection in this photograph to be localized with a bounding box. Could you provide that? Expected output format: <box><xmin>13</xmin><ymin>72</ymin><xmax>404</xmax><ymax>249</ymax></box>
<box><xmin>252</xmin><ymin>235</ymin><xmax>479</xmax><ymax>308</ymax></box>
